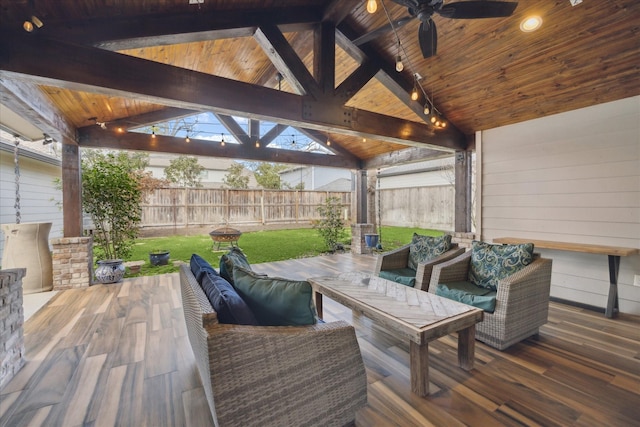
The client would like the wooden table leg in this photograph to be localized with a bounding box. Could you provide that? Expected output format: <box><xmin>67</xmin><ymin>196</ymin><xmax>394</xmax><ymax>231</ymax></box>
<box><xmin>314</xmin><ymin>291</ymin><xmax>323</xmax><ymax>319</ymax></box>
<box><xmin>457</xmin><ymin>324</ymin><xmax>476</xmax><ymax>370</ymax></box>
<box><xmin>410</xmin><ymin>340</ymin><xmax>429</xmax><ymax>397</ymax></box>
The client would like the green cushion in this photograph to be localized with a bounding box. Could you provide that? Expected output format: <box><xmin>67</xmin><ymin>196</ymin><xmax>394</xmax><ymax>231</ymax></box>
<box><xmin>232</xmin><ymin>267</ymin><xmax>318</xmax><ymax>326</ymax></box>
<box><xmin>219</xmin><ymin>247</ymin><xmax>252</xmax><ymax>285</ymax></box>
<box><xmin>469</xmin><ymin>241</ymin><xmax>534</xmax><ymax>291</ymax></box>
<box><xmin>408</xmin><ymin>233</ymin><xmax>452</xmax><ymax>270</ymax></box>
<box><xmin>436</xmin><ymin>281</ymin><xmax>497</xmax><ymax>313</ymax></box>
<box><xmin>378</xmin><ymin>268</ymin><xmax>416</xmax><ymax>287</ymax></box>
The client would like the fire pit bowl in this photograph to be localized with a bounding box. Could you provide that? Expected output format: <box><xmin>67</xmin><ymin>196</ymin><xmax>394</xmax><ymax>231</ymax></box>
<box><xmin>209</xmin><ymin>227</ymin><xmax>242</xmax><ymax>250</ymax></box>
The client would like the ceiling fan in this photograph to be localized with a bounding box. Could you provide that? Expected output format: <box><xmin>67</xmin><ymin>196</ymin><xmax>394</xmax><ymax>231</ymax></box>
<box><xmin>353</xmin><ymin>0</ymin><xmax>518</xmax><ymax>58</ymax></box>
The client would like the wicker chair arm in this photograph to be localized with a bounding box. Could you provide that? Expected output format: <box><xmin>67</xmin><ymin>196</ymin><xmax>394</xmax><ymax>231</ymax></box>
<box><xmin>375</xmin><ymin>243</ymin><xmax>411</xmax><ymax>273</ymax></box>
<box><xmin>414</xmin><ymin>245</ymin><xmax>465</xmax><ymax>291</ymax></box>
<box><xmin>207</xmin><ymin>321</ymin><xmax>367</xmax><ymax>427</ymax></box>
<box><xmin>427</xmin><ymin>250</ymin><xmax>472</xmax><ymax>293</ymax></box>
<box><xmin>493</xmin><ymin>256</ymin><xmax>553</xmax><ymax>318</ymax></box>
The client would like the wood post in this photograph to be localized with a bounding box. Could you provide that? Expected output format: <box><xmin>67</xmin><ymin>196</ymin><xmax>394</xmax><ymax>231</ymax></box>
<box><xmin>454</xmin><ymin>150</ymin><xmax>472</xmax><ymax>232</ymax></box>
<box><xmin>62</xmin><ymin>143</ymin><xmax>83</xmax><ymax>237</ymax></box>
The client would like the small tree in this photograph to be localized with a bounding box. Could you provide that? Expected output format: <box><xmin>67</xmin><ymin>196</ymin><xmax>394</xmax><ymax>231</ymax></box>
<box><xmin>164</xmin><ymin>155</ymin><xmax>204</xmax><ymax>187</ymax></box>
<box><xmin>314</xmin><ymin>196</ymin><xmax>346</xmax><ymax>252</ymax></box>
<box><xmin>223</xmin><ymin>163</ymin><xmax>250</xmax><ymax>189</ymax></box>
<box><xmin>253</xmin><ymin>162</ymin><xmax>287</xmax><ymax>189</ymax></box>
<box><xmin>82</xmin><ymin>151</ymin><xmax>144</xmax><ymax>260</ymax></box>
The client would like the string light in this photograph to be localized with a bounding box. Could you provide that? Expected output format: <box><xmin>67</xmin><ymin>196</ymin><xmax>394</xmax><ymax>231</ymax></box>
<box><xmin>151</xmin><ymin>127</ymin><xmax>156</xmax><ymax>139</ymax></box>
<box><xmin>410</xmin><ymin>84</ymin><xmax>419</xmax><ymax>101</ymax></box>
<box><xmin>423</xmin><ymin>103</ymin><xmax>430</xmax><ymax>115</ymax></box>
<box><xmin>366</xmin><ymin>0</ymin><xmax>377</xmax><ymax>14</ymax></box>
<box><xmin>185</xmin><ymin>134</ymin><xmax>190</xmax><ymax>143</ymax></box>
<box><xmin>395</xmin><ymin>55</ymin><xmax>404</xmax><ymax>72</ymax></box>
<box><xmin>255</xmin><ymin>139</ymin><xmax>260</xmax><ymax>148</ymax></box>
<box><xmin>220</xmin><ymin>134</ymin><xmax>225</xmax><ymax>146</ymax></box>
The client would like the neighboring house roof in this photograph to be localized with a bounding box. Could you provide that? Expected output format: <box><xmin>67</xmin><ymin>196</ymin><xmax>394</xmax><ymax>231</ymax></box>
<box><xmin>315</xmin><ymin>178</ymin><xmax>352</xmax><ymax>192</ymax></box>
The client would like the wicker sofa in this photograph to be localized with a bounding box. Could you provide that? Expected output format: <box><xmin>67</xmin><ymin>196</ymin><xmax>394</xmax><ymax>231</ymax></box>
<box><xmin>428</xmin><ymin>251</ymin><xmax>553</xmax><ymax>350</ymax></box>
<box><xmin>179</xmin><ymin>264</ymin><xmax>368</xmax><ymax>427</ymax></box>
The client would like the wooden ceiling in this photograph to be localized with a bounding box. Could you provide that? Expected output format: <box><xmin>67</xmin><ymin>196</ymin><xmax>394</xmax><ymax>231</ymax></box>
<box><xmin>0</xmin><ymin>0</ymin><xmax>638</xmax><ymax>169</ymax></box>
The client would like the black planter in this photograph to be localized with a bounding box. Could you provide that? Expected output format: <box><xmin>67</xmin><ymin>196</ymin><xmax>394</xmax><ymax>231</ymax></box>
<box><xmin>149</xmin><ymin>251</ymin><xmax>170</xmax><ymax>266</ymax></box>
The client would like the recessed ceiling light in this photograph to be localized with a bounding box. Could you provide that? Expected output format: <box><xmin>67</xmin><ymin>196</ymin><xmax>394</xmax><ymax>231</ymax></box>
<box><xmin>520</xmin><ymin>16</ymin><xmax>543</xmax><ymax>32</ymax></box>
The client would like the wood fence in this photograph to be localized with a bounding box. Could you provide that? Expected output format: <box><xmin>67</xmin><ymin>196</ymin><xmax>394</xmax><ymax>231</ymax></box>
<box><xmin>140</xmin><ymin>188</ymin><xmax>352</xmax><ymax>231</ymax></box>
<box><xmin>377</xmin><ymin>185</ymin><xmax>455</xmax><ymax>232</ymax></box>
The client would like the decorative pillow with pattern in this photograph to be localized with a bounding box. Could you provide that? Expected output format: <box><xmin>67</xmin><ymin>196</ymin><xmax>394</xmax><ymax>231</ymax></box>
<box><xmin>469</xmin><ymin>241</ymin><xmax>534</xmax><ymax>291</ymax></box>
<box><xmin>408</xmin><ymin>233</ymin><xmax>452</xmax><ymax>270</ymax></box>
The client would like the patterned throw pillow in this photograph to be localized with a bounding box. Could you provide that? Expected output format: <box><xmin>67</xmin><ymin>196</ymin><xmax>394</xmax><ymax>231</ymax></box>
<box><xmin>408</xmin><ymin>233</ymin><xmax>452</xmax><ymax>270</ymax></box>
<box><xmin>468</xmin><ymin>241</ymin><xmax>534</xmax><ymax>291</ymax></box>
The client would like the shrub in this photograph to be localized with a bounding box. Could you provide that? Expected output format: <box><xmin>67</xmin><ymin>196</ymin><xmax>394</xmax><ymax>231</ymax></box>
<box><xmin>314</xmin><ymin>196</ymin><xmax>346</xmax><ymax>252</ymax></box>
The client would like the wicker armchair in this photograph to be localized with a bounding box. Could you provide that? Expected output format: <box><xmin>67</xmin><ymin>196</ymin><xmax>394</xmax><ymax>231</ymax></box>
<box><xmin>179</xmin><ymin>265</ymin><xmax>368</xmax><ymax>427</ymax></box>
<box><xmin>374</xmin><ymin>243</ymin><xmax>464</xmax><ymax>291</ymax></box>
<box><xmin>428</xmin><ymin>251</ymin><xmax>553</xmax><ymax>350</ymax></box>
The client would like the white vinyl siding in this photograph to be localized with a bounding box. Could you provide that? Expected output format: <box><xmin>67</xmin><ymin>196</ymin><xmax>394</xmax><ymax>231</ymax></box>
<box><xmin>0</xmin><ymin>146</ymin><xmax>63</xmax><ymax>261</ymax></box>
<box><xmin>478</xmin><ymin>95</ymin><xmax>640</xmax><ymax>314</ymax></box>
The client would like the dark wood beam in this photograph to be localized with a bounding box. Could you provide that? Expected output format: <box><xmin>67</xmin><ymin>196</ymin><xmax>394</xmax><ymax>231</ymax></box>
<box><xmin>0</xmin><ymin>78</ymin><xmax>75</xmax><ymax>143</ymax></box>
<box><xmin>78</xmin><ymin>127</ymin><xmax>359</xmax><ymax>169</ymax></box>
<box><xmin>36</xmin><ymin>7</ymin><xmax>323</xmax><ymax>51</ymax></box>
<box><xmin>314</xmin><ymin>22</ymin><xmax>335</xmax><ymax>96</ymax></box>
<box><xmin>254</xmin><ymin>25</ymin><xmax>322</xmax><ymax>99</ymax></box>
<box><xmin>364</xmin><ymin>146</ymin><xmax>451</xmax><ymax>169</ymax></box>
<box><xmin>455</xmin><ymin>150</ymin><xmax>473</xmax><ymax>232</ymax></box>
<box><xmin>108</xmin><ymin>107</ymin><xmax>198</xmax><ymax>131</ymax></box>
<box><xmin>334</xmin><ymin>59</ymin><xmax>379</xmax><ymax>104</ymax></box>
<box><xmin>0</xmin><ymin>34</ymin><xmax>465</xmax><ymax>150</ymax></box>
<box><xmin>215</xmin><ymin>114</ymin><xmax>251</xmax><ymax>145</ymax></box>
<box><xmin>61</xmin><ymin>143</ymin><xmax>83</xmax><ymax>237</ymax></box>
<box><xmin>261</xmin><ymin>124</ymin><xmax>288</xmax><ymax>146</ymax></box>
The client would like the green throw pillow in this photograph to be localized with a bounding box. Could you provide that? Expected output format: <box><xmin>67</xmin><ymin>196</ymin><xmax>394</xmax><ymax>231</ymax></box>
<box><xmin>232</xmin><ymin>267</ymin><xmax>318</xmax><ymax>326</ymax></box>
<box><xmin>408</xmin><ymin>233</ymin><xmax>452</xmax><ymax>270</ymax></box>
<box><xmin>219</xmin><ymin>247</ymin><xmax>251</xmax><ymax>285</ymax></box>
<box><xmin>468</xmin><ymin>241</ymin><xmax>534</xmax><ymax>291</ymax></box>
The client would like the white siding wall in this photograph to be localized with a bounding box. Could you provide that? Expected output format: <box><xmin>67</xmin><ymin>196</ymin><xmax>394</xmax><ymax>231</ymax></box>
<box><xmin>478</xmin><ymin>96</ymin><xmax>640</xmax><ymax>314</ymax></box>
<box><xmin>0</xmin><ymin>148</ymin><xmax>63</xmax><ymax>261</ymax></box>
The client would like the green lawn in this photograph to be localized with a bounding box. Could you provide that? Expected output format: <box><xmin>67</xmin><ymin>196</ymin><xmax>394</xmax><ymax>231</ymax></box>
<box><xmin>123</xmin><ymin>226</ymin><xmax>443</xmax><ymax>277</ymax></box>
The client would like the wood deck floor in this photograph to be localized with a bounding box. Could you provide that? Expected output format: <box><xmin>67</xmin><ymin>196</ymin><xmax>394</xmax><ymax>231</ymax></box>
<box><xmin>1</xmin><ymin>253</ymin><xmax>639</xmax><ymax>426</ymax></box>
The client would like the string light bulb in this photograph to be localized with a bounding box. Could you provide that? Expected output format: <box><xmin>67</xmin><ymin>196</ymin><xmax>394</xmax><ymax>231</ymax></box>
<box><xmin>151</xmin><ymin>127</ymin><xmax>156</xmax><ymax>139</ymax></box>
<box><xmin>423</xmin><ymin>104</ymin><xmax>430</xmax><ymax>115</ymax></box>
<box><xmin>366</xmin><ymin>0</ymin><xmax>378</xmax><ymax>14</ymax></box>
<box><xmin>255</xmin><ymin>139</ymin><xmax>260</xmax><ymax>148</ymax></box>
<box><xmin>326</xmin><ymin>138</ymin><xmax>331</xmax><ymax>146</ymax></box>
<box><xmin>395</xmin><ymin>55</ymin><xmax>404</xmax><ymax>72</ymax></box>
<box><xmin>185</xmin><ymin>135</ymin><xmax>190</xmax><ymax>143</ymax></box>
<box><xmin>411</xmin><ymin>85</ymin><xmax>419</xmax><ymax>101</ymax></box>
<box><xmin>220</xmin><ymin>134</ymin><xmax>225</xmax><ymax>146</ymax></box>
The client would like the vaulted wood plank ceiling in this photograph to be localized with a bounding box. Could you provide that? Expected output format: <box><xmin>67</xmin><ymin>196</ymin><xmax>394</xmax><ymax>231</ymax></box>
<box><xmin>0</xmin><ymin>0</ymin><xmax>638</xmax><ymax>169</ymax></box>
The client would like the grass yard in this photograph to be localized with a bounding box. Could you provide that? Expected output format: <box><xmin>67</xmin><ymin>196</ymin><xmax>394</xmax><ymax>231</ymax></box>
<box><xmin>123</xmin><ymin>226</ymin><xmax>443</xmax><ymax>277</ymax></box>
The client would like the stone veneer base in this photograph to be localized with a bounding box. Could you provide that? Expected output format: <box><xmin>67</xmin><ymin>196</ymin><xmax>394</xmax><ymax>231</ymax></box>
<box><xmin>51</xmin><ymin>237</ymin><xmax>93</xmax><ymax>290</ymax></box>
<box><xmin>0</xmin><ymin>268</ymin><xmax>26</xmax><ymax>390</ymax></box>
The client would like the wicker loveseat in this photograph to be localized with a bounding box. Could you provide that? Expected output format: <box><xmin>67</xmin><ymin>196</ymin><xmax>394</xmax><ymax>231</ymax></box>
<box><xmin>428</xmin><ymin>249</ymin><xmax>553</xmax><ymax>350</ymax></box>
<box><xmin>179</xmin><ymin>264</ymin><xmax>368</xmax><ymax>427</ymax></box>
<box><xmin>375</xmin><ymin>234</ymin><xmax>464</xmax><ymax>291</ymax></box>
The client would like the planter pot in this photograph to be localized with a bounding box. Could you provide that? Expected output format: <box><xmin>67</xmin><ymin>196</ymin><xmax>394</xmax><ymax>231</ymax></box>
<box><xmin>150</xmin><ymin>251</ymin><xmax>170</xmax><ymax>266</ymax></box>
<box><xmin>364</xmin><ymin>233</ymin><xmax>379</xmax><ymax>248</ymax></box>
<box><xmin>95</xmin><ymin>259</ymin><xmax>125</xmax><ymax>284</ymax></box>
<box><xmin>1</xmin><ymin>222</ymin><xmax>53</xmax><ymax>294</ymax></box>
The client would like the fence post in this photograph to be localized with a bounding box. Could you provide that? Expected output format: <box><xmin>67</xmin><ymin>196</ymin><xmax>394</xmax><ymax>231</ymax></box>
<box><xmin>261</xmin><ymin>189</ymin><xmax>265</xmax><ymax>225</ymax></box>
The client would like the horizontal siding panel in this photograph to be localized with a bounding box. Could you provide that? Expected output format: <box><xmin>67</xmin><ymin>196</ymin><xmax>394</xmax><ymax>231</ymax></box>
<box><xmin>483</xmin><ymin>177</ymin><xmax>637</xmax><ymax>195</ymax></box>
<box><xmin>482</xmin><ymin>206</ymin><xmax>639</xmax><ymax>223</ymax></box>
<box><xmin>482</xmin><ymin>217</ymin><xmax>638</xmax><ymax>240</ymax></box>
<box><xmin>483</xmin><ymin>192</ymin><xmax>640</xmax><ymax>208</ymax></box>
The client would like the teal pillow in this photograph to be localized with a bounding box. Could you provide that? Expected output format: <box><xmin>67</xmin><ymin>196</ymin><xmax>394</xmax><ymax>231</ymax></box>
<box><xmin>469</xmin><ymin>241</ymin><xmax>534</xmax><ymax>291</ymax></box>
<box><xmin>219</xmin><ymin>247</ymin><xmax>251</xmax><ymax>285</ymax></box>
<box><xmin>378</xmin><ymin>268</ymin><xmax>416</xmax><ymax>287</ymax></box>
<box><xmin>435</xmin><ymin>281</ymin><xmax>497</xmax><ymax>313</ymax></box>
<box><xmin>408</xmin><ymin>233</ymin><xmax>452</xmax><ymax>270</ymax></box>
<box><xmin>232</xmin><ymin>267</ymin><xmax>318</xmax><ymax>326</ymax></box>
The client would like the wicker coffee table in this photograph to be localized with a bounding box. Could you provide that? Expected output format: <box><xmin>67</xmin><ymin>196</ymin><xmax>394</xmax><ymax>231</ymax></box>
<box><xmin>308</xmin><ymin>272</ymin><xmax>483</xmax><ymax>397</ymax></box>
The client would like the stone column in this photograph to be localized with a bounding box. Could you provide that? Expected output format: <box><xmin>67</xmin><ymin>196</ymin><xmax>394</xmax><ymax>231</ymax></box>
<box><xmin>452</xmin><ymin>232</ymin><xmax>475</xmax><ymax>249</ymax></box>
<box><xmin>351</xmin><ymin>223</ymin><xmax>376</xmax><ymax>255</ymax></box>
<box><xmin>0</xmin><ymin>268</ymin><xmax>26</xmax><ymax>389</ymax></box>
<box><xmin>51</xmin><ymin>236</ymin><xmax>93</xmax><ymax>289</ymax></box>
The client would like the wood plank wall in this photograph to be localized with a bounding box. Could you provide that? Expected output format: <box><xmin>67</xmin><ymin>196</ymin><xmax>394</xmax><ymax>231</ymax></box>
<box><xmin>478</xmin><ymin>96</ymin><xmax>640</xmax><ymax>314</ymax></box>
<box><xmin>139</xmin><ymin>188</ymin><xmax>352</xmax><ymax>230</ymax></box>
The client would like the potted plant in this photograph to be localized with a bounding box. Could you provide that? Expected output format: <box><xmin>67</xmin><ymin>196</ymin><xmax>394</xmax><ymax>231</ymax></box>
<box><xmin>149</xmin><ymin>249</ymin><xmax>170</xmax><ymax>266</ymax></box>
<box><xmin>82</xmin><ymin>151</ymin><xmax>148</xmax><ymax>283</ymax></box>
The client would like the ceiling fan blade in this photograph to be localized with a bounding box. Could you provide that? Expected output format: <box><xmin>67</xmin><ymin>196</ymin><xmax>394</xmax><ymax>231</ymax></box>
<box><xmin>439</xmin><ymin>1</ymin><xmax>518</xmax><ymax>19</ymax></box>
<box><xmin>418</xmin><ymin>20</ymin><xmax>437</xmax><ymax>58</ymax></box>
<box><xmin>352</xmin><ymin>15</ymin><xmax>414</xmax><ymax>46</ymax></box>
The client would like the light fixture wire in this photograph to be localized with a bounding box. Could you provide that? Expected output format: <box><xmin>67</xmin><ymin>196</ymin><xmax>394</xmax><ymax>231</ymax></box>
<box><xmin>380</xmin><ymin>0</ymin><xmax>444</xmax><ymax>122</ymax></box>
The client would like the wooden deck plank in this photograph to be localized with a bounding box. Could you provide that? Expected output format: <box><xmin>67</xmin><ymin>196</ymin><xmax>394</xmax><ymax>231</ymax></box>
<box><xmin>1</xmin><ymin>253</ymin><xmax>639</xmax><ymax>426</ymax></box>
